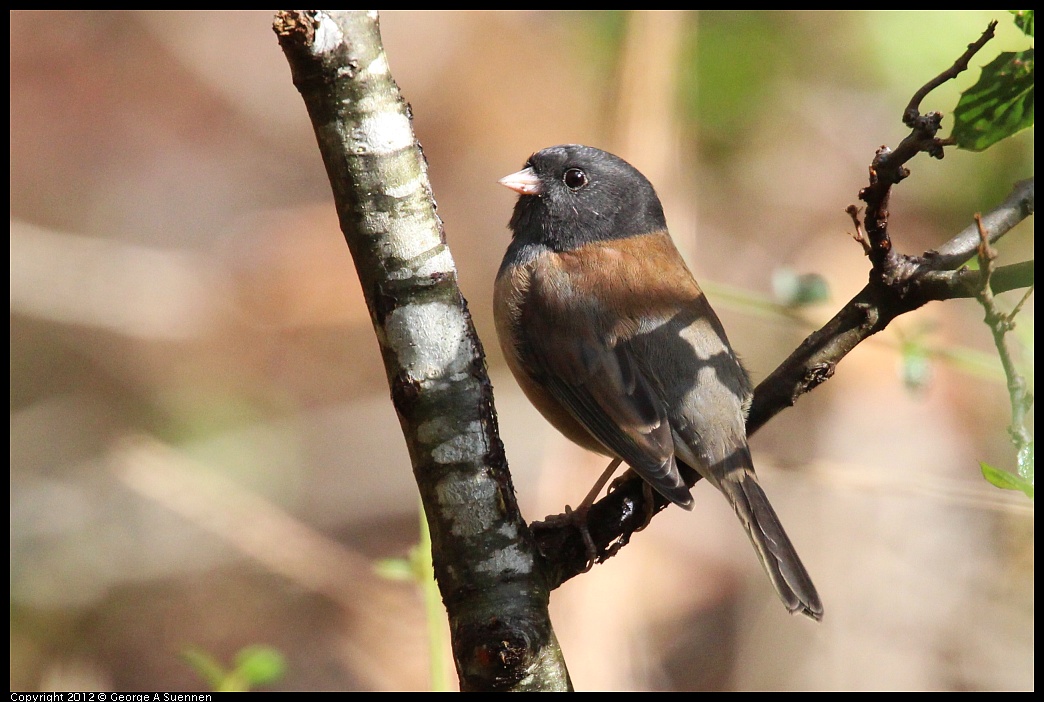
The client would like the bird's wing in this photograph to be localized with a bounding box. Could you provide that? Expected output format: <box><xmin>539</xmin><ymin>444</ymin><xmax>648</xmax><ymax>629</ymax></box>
<box><xmin>517</xmin><ymin>299</ymin><xmax>693</xmax><ymax>509</ymax></box>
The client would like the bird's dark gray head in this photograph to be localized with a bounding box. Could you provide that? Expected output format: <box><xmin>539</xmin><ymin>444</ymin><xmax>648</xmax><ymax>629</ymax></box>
<box><xmin>500</xmin><ymin>144</ymin><xmax>667</xmax><ymax>251</ymax></box>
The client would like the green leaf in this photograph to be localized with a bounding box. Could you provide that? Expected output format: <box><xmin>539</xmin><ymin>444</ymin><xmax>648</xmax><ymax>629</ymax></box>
<box><xmin>981</xmin><ymin>461</ymin><xmax>1034</xmax><ymax>498</ymax></box>
<box><xmin>1010</xmin><ymin>10</ymin><xmax>1034</xmax><ymax>37</ymax></box>
<box><xmin>180</xmin><ymin>647</ymin><xmax>228</xmax><ymax>690</ymax></box>
<box><xmin>182</xmin><ymin>645</ymin><xmax>286</xmax><ymax>692</ymax></box>
<box><xmin>234</xmin><ymin>645</ymin><xmax>287</xmax><ymax>687</ymax></box>
<box><xmin>952</xmin><ymin>49</ymin><xmax>1034</xmax><ymax>151</ymax></box>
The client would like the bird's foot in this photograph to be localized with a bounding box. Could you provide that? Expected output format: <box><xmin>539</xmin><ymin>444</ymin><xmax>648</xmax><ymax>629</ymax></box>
<box><xmin>542</xmin><ymin>504</ymin><xmax>599</xmax><ymax>572</ymax></box>
<box><xmin>607</xmin><ymin>473</ymin><xmax>657</xmax><ymax>532</ymax></box>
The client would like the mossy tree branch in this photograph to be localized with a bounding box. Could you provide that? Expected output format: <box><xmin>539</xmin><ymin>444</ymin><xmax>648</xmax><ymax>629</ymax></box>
<box><xmin>275</xmin><ymin>10</ymin><xmax>570</xmax><ymax>691</ymax></box>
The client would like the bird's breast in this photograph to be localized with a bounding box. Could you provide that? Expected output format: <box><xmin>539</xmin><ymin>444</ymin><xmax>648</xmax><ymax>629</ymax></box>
<box><xmin>493</xmin><ymin>250</ymin><xmax>610</xmax><ymax>454</ymax></box>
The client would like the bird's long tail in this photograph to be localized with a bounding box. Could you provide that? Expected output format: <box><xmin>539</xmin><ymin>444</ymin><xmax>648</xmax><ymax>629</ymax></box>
<box><xmin>718</xmin><ymin>452</ymin><xmax>823</xmax><ymax>621</ymax></box>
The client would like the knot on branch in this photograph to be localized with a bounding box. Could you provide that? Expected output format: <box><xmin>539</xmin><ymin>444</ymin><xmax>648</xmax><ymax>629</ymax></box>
<box><xmin>871</xmin><ymin>252</ymin><xmax>928</xmax><ymax>294</ymax></box>
<box><xmin>903</xmin><ymin>109</ymin><xmax>944</xmax><ymax>135</ymax></box>
<box><xmin>802</xmin><ymin>362</ymin><xmax>836</xmax><ymax>394</ymax></box>
<box><xmin>455</xmin><ymin>616</ymin><xmax>549</xmax><ymax>691</ymax></box>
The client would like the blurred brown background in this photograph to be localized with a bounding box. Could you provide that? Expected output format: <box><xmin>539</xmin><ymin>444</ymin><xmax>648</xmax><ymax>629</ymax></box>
<box><xmin>10</xmin><ymin>10</ymin><xmax>1033</xmax><ymax>691</ymax></box>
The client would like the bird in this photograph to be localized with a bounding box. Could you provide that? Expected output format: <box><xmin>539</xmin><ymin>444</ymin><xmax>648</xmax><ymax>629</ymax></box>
<box><xmin>493</xmin><ymin>144</ymin><xmax>823</xmax><ymax>621</ymax></box>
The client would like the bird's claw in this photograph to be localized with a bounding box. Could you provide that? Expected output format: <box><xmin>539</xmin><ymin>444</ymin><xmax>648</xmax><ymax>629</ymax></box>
<box><xmin>560</xmin><ymin>504</ymin><xmax>598</xmax><ymax>572</ymax></box>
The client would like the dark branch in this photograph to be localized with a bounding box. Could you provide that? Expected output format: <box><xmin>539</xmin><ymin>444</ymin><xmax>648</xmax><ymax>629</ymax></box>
<box><xmin>859</xmin><ymin>22</ymin><xmax>998</xmax><ymax>274</ymax></box>
<box><xmin>904</xmin><ymin>21</ymin><xmax>998</xmax><ymax>124</ymax></box>
<box><xmin>917</xmin><ymin>260</ymin><xmax>1035</xmax><ymax>301</ymax></box>
<box><xmin>747</xmin><ymin>178</ymin><xmax>1033</xmax><ymax>435</ymax></box>
<box><xmin>532</xmin><ymin>24</ymin><xmax>1033</xmax><ymax>583</ymax></box>
<box><xmin>534</xmin><ymin>179</ymin><xmax>1033</xmax><ymax>582</ymax></box>
<box><xmin>927</xmin><ymin>179</ymin><xmax>1035</xmax><ymax>269</ymax></box>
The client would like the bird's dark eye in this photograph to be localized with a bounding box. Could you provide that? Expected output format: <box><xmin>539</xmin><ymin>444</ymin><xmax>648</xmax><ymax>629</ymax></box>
<box><xmin>563</xmin><ymin>167</ymin><xmax>588</xmax><ymax>190</ymax></box>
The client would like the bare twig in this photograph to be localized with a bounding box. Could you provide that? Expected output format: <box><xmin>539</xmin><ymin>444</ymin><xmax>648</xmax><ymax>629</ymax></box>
<box><xmin>859</xmin><ymin>22</ymin><xmax>998</xmax><ymax>273</ymax></box>
<box><xmin>974</xmin><ymin>215</ymin><xmax>1034</xmax><ymax>479</ymax></box>
<box><xmin>846</xmin><ymin>205</ymin><xmax>872</xmax><ymax>255</ymax></box>
<box><xmin>904</xmin><ymin>21</ymin><xmax>998</xmax><ymax>123</ymax></box>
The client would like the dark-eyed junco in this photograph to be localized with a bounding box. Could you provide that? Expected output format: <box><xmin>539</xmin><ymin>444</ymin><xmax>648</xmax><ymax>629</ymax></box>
<box><xmin>494</xmin><ymin>144</ymin><xmax>822</xmax><ymax>621</ymax></box>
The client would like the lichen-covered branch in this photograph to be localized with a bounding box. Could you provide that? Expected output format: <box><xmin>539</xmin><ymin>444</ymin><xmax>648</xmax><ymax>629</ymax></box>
<box><xmin>274</xmin><ymin>10</ymin><xmax>570</xmax><ymax>691</ymax></box>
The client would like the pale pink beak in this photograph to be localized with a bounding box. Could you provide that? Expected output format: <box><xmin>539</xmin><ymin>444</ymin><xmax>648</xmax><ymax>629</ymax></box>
<box><xmin>498</xmin><ymin>166</ymin><xmax>543</xmax><ymax>196</ymax></box>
